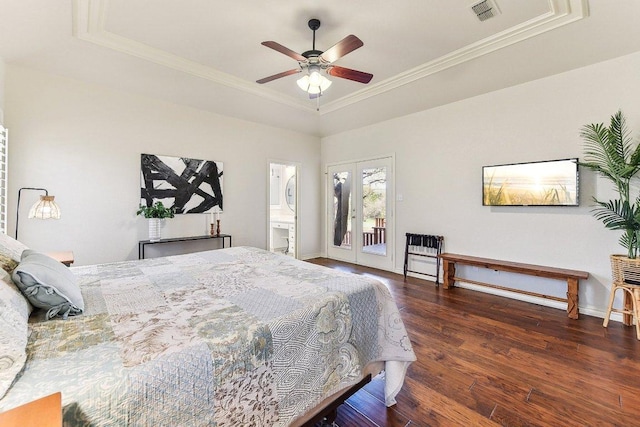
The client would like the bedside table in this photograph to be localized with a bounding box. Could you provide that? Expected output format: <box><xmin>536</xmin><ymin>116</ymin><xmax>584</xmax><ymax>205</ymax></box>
<box><xmin>0</xmin><ymin>392</ymin><xmax>62</xmax><ymax>427</ymax></box>
<box><xmin>45</xmin><ymin>251</ymin><xmax>74</xmax><ymax>266</ymax></box>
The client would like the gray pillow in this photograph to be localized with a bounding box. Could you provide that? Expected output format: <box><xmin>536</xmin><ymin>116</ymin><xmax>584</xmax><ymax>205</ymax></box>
<box><xmin>12</xmin><ymin>250</ymin><xmax>84</xmax><ymax>320</ymax></box>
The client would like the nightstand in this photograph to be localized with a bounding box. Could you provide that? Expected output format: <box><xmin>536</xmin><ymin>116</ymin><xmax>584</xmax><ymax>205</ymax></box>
<box><xmin>45</xmin><ymin>251</ymin><xmax>74</xmax><ymax>266</ymax></box>
<box><xmin>0</xmin><ymin>392</ymin><xmax>62</xmax><ymax>427</ymax></box>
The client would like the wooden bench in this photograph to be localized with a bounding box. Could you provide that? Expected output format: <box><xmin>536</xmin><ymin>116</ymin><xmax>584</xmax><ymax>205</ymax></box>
<box><xmin>438</xmin><ymin>253</ymin><xmax>589</xmax><ymax>319</ymax></box>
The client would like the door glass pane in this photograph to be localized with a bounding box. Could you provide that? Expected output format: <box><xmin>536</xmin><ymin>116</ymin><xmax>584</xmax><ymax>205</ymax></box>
<box><xmin>361</xmin><ymin>167</ymin><xmax>386</xmax><ymax>256</ymax></box>
<box><xmin>332</xmin><ymin>171</ymin><xmax>352</xmax><ymax>248</ymax></box>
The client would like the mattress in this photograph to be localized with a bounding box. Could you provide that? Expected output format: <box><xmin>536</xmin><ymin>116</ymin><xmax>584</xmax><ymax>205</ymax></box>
<box><xmin>0</xmin><ymin>246</ymin><xmax>416</xmax><ymax>426</ymax></box>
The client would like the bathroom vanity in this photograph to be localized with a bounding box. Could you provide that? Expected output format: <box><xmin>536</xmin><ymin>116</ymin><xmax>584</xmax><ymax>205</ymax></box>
<box><xmin>270</xmin><ymin>217</ymin><xmax>295</xmax><ymax>256</ymax></box>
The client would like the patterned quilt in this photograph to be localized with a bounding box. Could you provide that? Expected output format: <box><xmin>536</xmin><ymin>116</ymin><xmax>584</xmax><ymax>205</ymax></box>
<box><xmin>0</xmin><ymin>247</ymin><xmax>416</xmax><ymax>426</ymax></box>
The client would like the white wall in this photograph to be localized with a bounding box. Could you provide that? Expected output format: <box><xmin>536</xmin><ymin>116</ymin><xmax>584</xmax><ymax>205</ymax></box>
<box><xmin>322</xmin><ymin>50</ymin><xmax>640</xmax><ymax>318</ymax></box>
<box><xmin>6</xmin><ymin>65</ymin><xmax>321</xmax><ymax>265</ymax></box>
<box><xmin>0</xmin><ymin>58</ymin><xmax>5</xmax><ymax>125</ymax></box>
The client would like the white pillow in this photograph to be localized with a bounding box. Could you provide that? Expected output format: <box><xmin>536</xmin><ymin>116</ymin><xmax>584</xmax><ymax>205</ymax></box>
<box><xmin>0</xmin><ymin>269</ymin><xmax>30</xmax><ymax>399</ymax></box>
<box><xmin>0</xmin><ymin>233</ymin><xmax>28</xmax><ymax>263</ymax></box>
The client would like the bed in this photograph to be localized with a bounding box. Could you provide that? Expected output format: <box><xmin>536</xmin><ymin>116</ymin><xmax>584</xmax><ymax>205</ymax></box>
<box><xmin>0</xmin><ymin>237</ymin><xmax>416</xmax><ymax>426</ymax></box>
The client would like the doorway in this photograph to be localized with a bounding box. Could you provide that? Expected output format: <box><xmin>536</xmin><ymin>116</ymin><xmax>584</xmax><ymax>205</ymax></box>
<box><xmin>268</xmin><ymin>162</ymin><xmax>297</xmax><ymax>258</ymax></box>
<box><xmin>327</xmin><ymin>156</ymin><xmax>393</xmax><ymax>271</ymax></box>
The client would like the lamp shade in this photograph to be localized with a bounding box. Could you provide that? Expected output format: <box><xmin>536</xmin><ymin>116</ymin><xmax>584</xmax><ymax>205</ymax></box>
<box><xmin>296</xmin><ymin>67</ymin><xmax>332</xmax><ymax>95</ymax></box>
<box><xmin>308</xmin><ymin>68</ymin><xmax>322</xmax><ymax>86</ymax></box>
<box><xmin>296</xmin><ymin>75</ymin><xmax>311</xmax><ymax>91</ymax></box>
<box><xmin>28</xmin><ymin>195</ymin><xmax>61</xmax><ymax>220</ymax></box>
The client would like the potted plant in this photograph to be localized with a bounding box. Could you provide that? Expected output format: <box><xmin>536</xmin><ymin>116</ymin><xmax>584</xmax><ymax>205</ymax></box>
<box><xmin>136</xmin><ymin>201</ymin><xmax>175</xmax><ymax>242</ymax></box>
<box><xmin>580</xmin><ymin>110</ymin><xmax>640</xmax><ymax>281</ymax></box>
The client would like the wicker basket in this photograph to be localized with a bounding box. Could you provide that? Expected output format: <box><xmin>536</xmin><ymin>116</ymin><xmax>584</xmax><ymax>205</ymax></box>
<box><xmin>610</xmin><ymin>254</ymin><xmax>640</xmax><ymax>285</ymax></box>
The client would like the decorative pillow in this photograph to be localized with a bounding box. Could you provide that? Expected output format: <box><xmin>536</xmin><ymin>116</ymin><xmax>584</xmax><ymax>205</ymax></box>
<box><xmin>0</xmin><ymin>269</ymin><xmax>31</xmax><ymax>318</ymax></box>
<box><xmin>0</xmin><ymin>253</ymin><xmax>18</xmax><ymax>274</ymax></box>
<box><xmin>0</xmin><ymin>269</ymin><xmax>30</xmax><ymax>399</ymax></box>
<box><xmin>0</xmin><ymin>233</ymin><xmax>29</xmax><ymax>263</ymax></box>
<box><xmin>12</xmin><ymin>250</ymin><xmax>84</xmax><ymax>320</ymax></box>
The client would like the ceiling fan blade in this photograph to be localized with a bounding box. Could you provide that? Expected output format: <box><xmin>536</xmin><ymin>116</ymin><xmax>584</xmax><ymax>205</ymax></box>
<box><xmin>320</xmin><ymin>35</ymin><xmax>363</xmax><ymax>63</ymax></box>
<box><xmin>327</xmin><ymin>66</ymin><xmax>373</xmax><ymax>84</ymax></box>
<box><xmin>261</xmin><ymin>41</ymin><xmax>306</xmax><ymax>62</ymax></box>
<box><xmin>256</xmin><ymin>69</ymin><xmax>301</xmax><ymax>84</ymax></box>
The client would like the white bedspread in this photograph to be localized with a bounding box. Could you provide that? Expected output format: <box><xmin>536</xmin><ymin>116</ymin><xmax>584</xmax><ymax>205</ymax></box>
<box><xmin>1</xmin><ymin>247</ymin><xmax>416</xmax><ymax>426</ymax></box>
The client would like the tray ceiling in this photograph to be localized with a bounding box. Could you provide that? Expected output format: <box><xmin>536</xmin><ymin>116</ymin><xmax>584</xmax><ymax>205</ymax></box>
<box><xmin>2</xmin><ymin>1</ymin><xmax>640</xmax><ymax>136</ymax></box>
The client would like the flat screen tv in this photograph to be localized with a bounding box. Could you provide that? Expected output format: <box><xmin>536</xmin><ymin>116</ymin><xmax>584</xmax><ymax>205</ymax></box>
<box><xmin>482</xmin><ymin>158</ymin><xmax>579</xmax><ymax>206</ymax></box>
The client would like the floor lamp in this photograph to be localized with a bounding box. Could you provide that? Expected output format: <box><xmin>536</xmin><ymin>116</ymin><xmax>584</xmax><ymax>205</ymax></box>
<box><xmin>15</xmin><ymin>187</ymin><xmax>61</xmax><ymax>240</ymax></box>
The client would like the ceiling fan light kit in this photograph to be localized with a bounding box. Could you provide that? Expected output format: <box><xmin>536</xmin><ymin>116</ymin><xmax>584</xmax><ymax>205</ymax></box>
<box><xmin>257</xmin><ymin>18</ymin><xmax>373</xmax><ymax>103</ymax></box>
<box><xmin>296</xmin><ymin>65</ymin><xmax>332</xmax><ymax>94</ymax></box>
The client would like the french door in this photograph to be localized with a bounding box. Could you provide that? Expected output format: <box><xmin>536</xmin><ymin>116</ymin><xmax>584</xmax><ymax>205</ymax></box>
<box><xmin>327</xmin><ymin>157</ymin><xmax>393</xmax><ymax>271</ymax></box>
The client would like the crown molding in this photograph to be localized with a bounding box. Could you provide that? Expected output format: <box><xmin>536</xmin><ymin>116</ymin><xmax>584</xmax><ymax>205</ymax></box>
<box><xmin>319</xmin><ymin>0</ymin><xmax>588</xmax><ymax>114</ymax></box>
<box><xmin>72</xmin><ymin>0</ymin><xmax>317</xmax><ymax>113</ymax></box>
<box><xmin>72</xmin><ymin>0</ymin><xmax>588</xmax><ymax>115</ymax></box>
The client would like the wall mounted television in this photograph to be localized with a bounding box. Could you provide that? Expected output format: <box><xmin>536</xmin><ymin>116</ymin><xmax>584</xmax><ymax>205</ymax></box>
<box><xmin>482</xmin><ymin>158</ymin><xmax>579</xmax><ymax>206</ymax></box>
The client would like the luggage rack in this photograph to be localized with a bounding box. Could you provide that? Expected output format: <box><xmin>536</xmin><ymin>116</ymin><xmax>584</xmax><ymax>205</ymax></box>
<box><xmin>403</xmin><ymin>233</ymin><xmax>444</xmax><ymax>285</ymax></box>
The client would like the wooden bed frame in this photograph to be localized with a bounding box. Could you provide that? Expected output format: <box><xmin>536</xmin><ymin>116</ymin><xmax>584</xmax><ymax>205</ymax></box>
<box><xmin>293</xmin><ymin>361</ymin><xmax>384</xmax><ymax>426</ymax></box>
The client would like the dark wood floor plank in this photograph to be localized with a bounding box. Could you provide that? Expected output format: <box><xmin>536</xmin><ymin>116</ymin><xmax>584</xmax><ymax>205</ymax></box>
<box><xmin>305</xmin><ymin>258</ymin><xmax>640</xmax><ymax>427</ymax></box>
<box><xmin>333</xmin><ymin>402</ymin><xmax>379</xmax><ymax>427</ymax></box>
<box><xmin>489</xmin><ymin>404</ymin><xmax>545</xmax><ymax>427</ymax></box>
<box><xmin>523</xmin><ymin>384</ymin><xmax>637</xmax><ymax>426</ymax></box>
<box><xmin>401</xmin><ymin>376</ymin><xmax>501</xmax><ymax>427</ymax></box>
<box><xmin>412</xmin><ymin>302</ymin><xmax>640</xmax><ymax>421</ymax></box>
<box><xmin>421</xmin><ymin>329</ymin><xmax>637</xmax><ymax>425</ymax></box>
<box><xmin>345</xmin><ymin>389</ymin><xmax>412</xmax><ymax>427</ymax></box>
<box><xmin>408</xmin><ymin>357</ymin><xmax>499</xmax><ymax>419</ymax></box>
<box><xmin>360</xmin><ymin>375</ymin><xmax>387</xmax><ymax>404</ymax></box>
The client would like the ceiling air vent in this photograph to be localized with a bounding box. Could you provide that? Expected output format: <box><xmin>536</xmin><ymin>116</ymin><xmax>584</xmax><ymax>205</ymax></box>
<box><xmin>471</xmin><ymin>0</ymin><xmax>501</xmax><ymax>22</ymax></box>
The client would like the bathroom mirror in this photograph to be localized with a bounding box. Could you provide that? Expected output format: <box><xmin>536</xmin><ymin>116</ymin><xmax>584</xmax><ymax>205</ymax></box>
<box><xmin>285</xmin><ymin>175</ymin><xmax>295</xmax><ymax>212</ymax></box>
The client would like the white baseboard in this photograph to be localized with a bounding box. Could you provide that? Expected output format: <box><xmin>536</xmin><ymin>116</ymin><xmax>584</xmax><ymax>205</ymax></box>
<box><xmin>455</xmin><ymin>281</ymin><xmax>626</xmax><ymax>323</ymax></box>
<box><xmin>394</xmin><ymin>268</ymin><xmax>439</xmax><ymax>282</ymax></box>
<box><xmin>300</xmin><ymin>252</ymin><xmax>323</xmax><ymax>261</ymax></box>
<box><xmin>392</xmin><ymin>268</ymin><xmax>627</xmax><ymax>324</ymax></box>
<box><xmin>366</xmin><ymin>266</ymin><xmax>629</xmax><ymax>324</ymax></box>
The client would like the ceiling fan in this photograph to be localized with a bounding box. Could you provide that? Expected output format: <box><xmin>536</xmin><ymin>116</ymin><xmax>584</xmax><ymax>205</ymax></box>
<box><xmin>256</xmin><ymin>19</ymin><xmax>373</xmax><ymax>98</ymax></box>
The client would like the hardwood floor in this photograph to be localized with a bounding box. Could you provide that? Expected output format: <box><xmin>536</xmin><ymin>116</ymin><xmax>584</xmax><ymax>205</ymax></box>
<box><xmin>305</xmin><ymin>258</ymin><xmax>640</xmax><ymax>427</ymax></box>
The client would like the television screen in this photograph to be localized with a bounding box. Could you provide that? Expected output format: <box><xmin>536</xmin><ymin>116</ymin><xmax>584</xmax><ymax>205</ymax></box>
<box><xmin>482</xmin><ymin>158</ymin><xmax>579</xmax><ymax>206</ymax></box>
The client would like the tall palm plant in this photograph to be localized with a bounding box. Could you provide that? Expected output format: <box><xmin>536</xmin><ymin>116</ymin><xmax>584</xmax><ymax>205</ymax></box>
<box><xmin>580</xmin><ymin>110</ymin><xmax>640</xmax><ymax>258</ymax></box>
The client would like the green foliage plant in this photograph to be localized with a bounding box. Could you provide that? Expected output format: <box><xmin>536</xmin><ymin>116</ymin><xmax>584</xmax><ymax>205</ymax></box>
<box><xmin>580</xmin><ymin>110</ymin><xmax>640</xmax><ymax>259</ymax></box>
<box><xmin>136</xmin><ymin>201</ymin><xmax>175</xmax><ymax>219</ymax></box>
<box><xmin>483</xmin><ymin>172</ymin><xmax>507</xmax><ymax>205</ymax></box>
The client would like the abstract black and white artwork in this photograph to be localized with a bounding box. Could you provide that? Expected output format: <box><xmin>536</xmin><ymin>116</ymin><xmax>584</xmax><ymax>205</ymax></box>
<box><xmin>140</xmin><ymin>153</ymin><xmax>223</xmax><ymax>214</ymax></box>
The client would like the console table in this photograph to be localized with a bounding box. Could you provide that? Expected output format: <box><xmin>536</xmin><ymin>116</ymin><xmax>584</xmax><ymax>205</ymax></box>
<box><xmin>138</xmin><ymin>234</ymin><xmax>232</xmax><ymax>259</ymax></box>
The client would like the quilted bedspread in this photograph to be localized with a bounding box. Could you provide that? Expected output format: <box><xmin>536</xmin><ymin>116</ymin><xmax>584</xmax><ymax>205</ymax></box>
<box><xmin>0</xmin><ymin>247</ymin><xmax>416</xmax><ymax>426</ymax></box>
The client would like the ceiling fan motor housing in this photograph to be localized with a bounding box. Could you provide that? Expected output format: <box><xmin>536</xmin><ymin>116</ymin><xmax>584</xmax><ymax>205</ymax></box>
<box><xmin>308</xmin><ymin>18</ymin><xmax>320</xmax><ymax>31</ymax></box>
<box><xmin>302</xmin><ymin>50</ymin><xmax>324</xmax><ymax>63</ymax></box>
